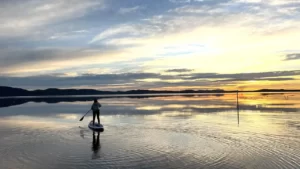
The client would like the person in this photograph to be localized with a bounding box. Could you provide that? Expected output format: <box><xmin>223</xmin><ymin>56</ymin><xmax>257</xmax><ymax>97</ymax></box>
<box><xmin>91</xmin><ymin>99</ymin><xmax>101</xmax><ymax>125</ymax></box>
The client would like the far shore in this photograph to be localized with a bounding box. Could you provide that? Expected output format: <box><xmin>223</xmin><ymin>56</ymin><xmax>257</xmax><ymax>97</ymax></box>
<box><xmin>1</xmin><ymin>86</ymin><xmax>299</xmax><ymax>97</ymax></box>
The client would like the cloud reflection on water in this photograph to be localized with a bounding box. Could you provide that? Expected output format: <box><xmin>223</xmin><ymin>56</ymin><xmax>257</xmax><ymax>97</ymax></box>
<box><xmin>0</xmin><ymin>93</ymin><xmax>300</xmax><ymax>169</ymax></box>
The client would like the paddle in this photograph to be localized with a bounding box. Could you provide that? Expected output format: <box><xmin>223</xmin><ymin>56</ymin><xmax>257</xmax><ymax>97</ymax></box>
<box><xmin>79</xmin><ymin>109</ymin><xmax>91</xmax><ymax>121</ymax></box>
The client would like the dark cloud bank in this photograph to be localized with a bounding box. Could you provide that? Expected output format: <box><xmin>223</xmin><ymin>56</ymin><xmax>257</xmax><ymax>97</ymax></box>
<box><xmin>0</xmin><ymin>70</ymin><xmax>299</xmax><ymax>90</ymax></box>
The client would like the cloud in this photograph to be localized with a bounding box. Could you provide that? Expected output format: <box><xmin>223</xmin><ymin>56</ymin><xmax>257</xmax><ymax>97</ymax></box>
<box><xmin>165</xmin><ymin>69</ymin><xmax>194</xmax><ymax>73</ymax></box>
<box><xmin>89</xmin><ymin>24</ymin><xmax>138</xmax><ymax>44</ymax></box>
<box><xmin>284</xmin><ymin>53</ymin><xmax>300</xmax><ymax>61</ymax></box>
<box><xmin>0</xmin><ymin>46</ymin><xmax>131</xmax><ymax>75</ymax></box>
<box><xmin>118</xmin><ymin>6</ymin><xmax>144</xmax><ymax>14</ymax></box>
<box><xmin>89</xmin><ymin>23</ymin><xmax>163</xmax><ymax>44</ymax></box>
<box><xmin>218</xmin><ymin>77</ymin><xmax>295</xmax><ymax>82</ymax></box>
<box><xmin>0</xmin><ymin>0</ymin><xmax>104</xmax><ymax>38</ymax></box>
<box><xmin>184</xmin><ymin>70</ymin><xmax>300</xmax><ymax>80</ymax></box>
<box><xmin>48</xmin><ymin>30</ymin><xmax>89</xmax><ymax>40</ymax></box>
<box><xmin>169</xmin><ymin>0</ymin><xmax>191</xmax><ymax>3</ymax></box>
<box><xmin>1</xmin><ymin>0</ymin><xmax>300</xmax><ymax>91</ymax></box>
<box><xmin>1</xmin><ymin>70</ymin><xmax>299</xmax><ymax>90</ymax></box>
<box><xmin>169</xmin><ymin>4</ymin><xmax>227</xmax><ymax>14</ymax></box>
<box><xmin>90</xmin><ymin>3</ymin><xmax>231</xmax><ymax>45</ymax></box>
<box><xmin>0</xmin><ymin>72</ymin><xmax>169</xmax><ymax>89</ymax></box>
<box><xmin>167</xmin><ymin>0</ymin><xmax>300</xmax><ymax>35</ymax></box>
<box><xmin>89</xmin><ymin>0</ymin><xmax>300</xmax><ymax>62</ymax></box>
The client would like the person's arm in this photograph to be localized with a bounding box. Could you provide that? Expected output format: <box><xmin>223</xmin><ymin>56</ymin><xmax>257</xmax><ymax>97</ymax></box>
<box><xmin>98</xmin><ymin>102</ymin><xmax>102</xmax><ymax>107</ymax></box>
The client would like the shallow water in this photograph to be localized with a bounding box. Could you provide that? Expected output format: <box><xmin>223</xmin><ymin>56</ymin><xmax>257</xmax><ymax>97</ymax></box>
<box><xmin>0</xmin><ymin>93</ymin><xmax>300</xmax><ymax>169</ymax></box>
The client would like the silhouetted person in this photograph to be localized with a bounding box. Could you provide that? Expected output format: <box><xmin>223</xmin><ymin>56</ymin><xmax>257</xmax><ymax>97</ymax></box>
<box><xmin>91</xmin><ymin>99</ymin><xmax>101</xmax><ymax>125</ymax></box>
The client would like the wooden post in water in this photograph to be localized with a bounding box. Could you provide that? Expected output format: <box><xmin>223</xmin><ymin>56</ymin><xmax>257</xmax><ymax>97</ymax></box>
<box><xmin>236</xmin><ymin>90</ymin><xmax>240</xmax><ymax>126</ymax></box>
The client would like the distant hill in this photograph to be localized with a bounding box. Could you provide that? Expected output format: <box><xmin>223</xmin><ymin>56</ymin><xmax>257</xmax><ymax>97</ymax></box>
<box><xmin>0</xmin><ymin>86</ymin><xmax>226</xmax><ymax>97</ymax></box>
<box><xmin>0</xmin><ymin>86</ymin><xmax>31</xmax><ymax>96</ymax></box>
<box><xmin>0</xmin><ymin>86</ymin><xmax>299</xmax><ymax>97</ymax></box>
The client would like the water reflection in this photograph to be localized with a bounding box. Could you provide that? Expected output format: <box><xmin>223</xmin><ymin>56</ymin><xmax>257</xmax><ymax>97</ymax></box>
<box><xmin>237</xmin><ymin>92</ymin><xmax>240</xmax><ymax>126</ymax></box>
<box><xmin>1</xmin><ymin>93</ymin><xmax>299</xmax><ymax>116</ymax></box>
<box><xmin>91</xmin><ymin>131</ymin><xmax>101</xmax><ymax>159</ymax></box>
<box><xmin>79</xmin><ymin>126</ymin><xmax>87</xmax><ymax>139</ymax></box>
<box><xmin>0</xmin><ymin>93</ymin><xmax>300</xmax><ymax>169</ymax></box>
<box><xmin>0</xmin><ymin>94</ymin><xmax>223</xmax><ymax>108</ymax></box>
<box><xmin>79</xmin><ymin>126</ymin><xmax>102</xmax><ymax>160</ymax></box>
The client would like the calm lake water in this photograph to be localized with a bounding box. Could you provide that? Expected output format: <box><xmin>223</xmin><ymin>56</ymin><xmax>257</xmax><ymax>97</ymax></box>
<box><xmin>0</xmin><ymin>93</ymin><xmax>300</xmax><ymax>169</ymax></box>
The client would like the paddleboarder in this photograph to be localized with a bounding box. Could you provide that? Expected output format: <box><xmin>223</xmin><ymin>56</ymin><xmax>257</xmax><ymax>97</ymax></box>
<box><xmin>91</xmin><ymin>99</ymin><xmax>101</xmax><ymax>125</ymax></box>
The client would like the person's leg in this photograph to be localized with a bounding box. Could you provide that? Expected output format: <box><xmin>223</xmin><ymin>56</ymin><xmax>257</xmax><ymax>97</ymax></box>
<box><xmin>93</xmin><ymin>111</ymin><xmax>96</xmax><ymax>125</ymax></box>
<box><xmin>97</xmin><ymin>110</ymin><xmax>100</xmax><ymax>124</ymax></box>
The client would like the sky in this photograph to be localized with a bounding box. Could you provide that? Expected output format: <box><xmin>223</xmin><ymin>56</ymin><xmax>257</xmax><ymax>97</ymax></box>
<box><xmin>0</xmin><ymin>0</ymin><xmax>299</xmax><ymax>91</ymax></box>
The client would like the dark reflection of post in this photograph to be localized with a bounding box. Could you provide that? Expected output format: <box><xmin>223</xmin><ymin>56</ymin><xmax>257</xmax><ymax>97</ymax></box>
<box><xmin>92</xmin><ymin>131</ymin><xmax>101</xmax><ymax>159</ymax></box>
<box><xmin>236</xmin><ymin>91</ymin><xmax>240</xmax><ymax>126</ymax></box>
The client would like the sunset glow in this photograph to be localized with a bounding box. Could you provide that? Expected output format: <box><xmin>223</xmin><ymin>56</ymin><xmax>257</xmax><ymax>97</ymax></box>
<box><xmin>0</xmin><ymin>0</ymin><xmax>299</xmax><ymax>90</ymax></box>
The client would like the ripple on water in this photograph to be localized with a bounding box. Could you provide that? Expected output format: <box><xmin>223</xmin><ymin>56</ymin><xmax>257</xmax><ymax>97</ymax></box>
<box><xmin>80</xmin><ymin>125</ymin><xmax>237</xmax><ymax>169</ymax></box>
<box><xmin>1</xmin><ymin>118</ymin><xmax>300</xmax><ymax>169</ymax></box>
<box><xmin>100</xmin><ymin>122</ymin><xmax>300</xmax><ymax>169</ymax></box>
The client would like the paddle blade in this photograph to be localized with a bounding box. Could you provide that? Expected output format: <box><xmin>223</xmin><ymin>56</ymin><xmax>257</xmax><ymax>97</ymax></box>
<box><xmin>79</xmin><ymin>109</ymin><xmax>91</xmax><ymax>121</ymax></box>
<box><xmin>79</xmin><ymin>116</ymin><xmax>84</xmax><ymax>121</ymax></box>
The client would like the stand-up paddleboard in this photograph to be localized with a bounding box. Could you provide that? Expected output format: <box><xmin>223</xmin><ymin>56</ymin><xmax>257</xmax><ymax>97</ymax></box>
<box><xmin>88</xmin><ymin>121</ymin><xmax>104</xmax><ymax>132</ymax></box>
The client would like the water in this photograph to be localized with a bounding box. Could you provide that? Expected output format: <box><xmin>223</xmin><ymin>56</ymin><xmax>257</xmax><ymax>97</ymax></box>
<box><xmin>0</xmin><ymin>93</ymin><xmax>299</xmax><ymax>169</ymax></box>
